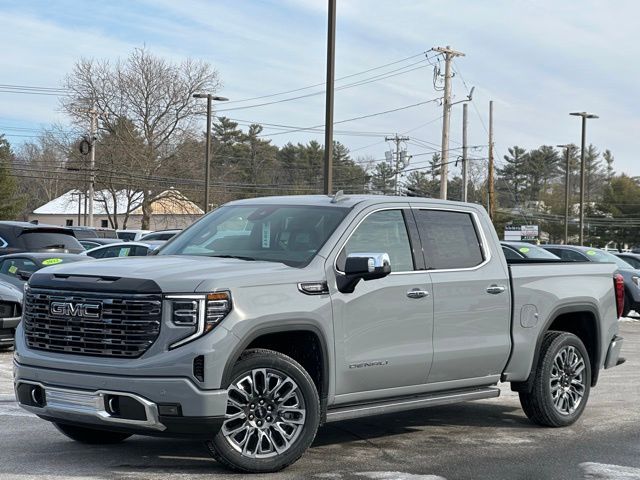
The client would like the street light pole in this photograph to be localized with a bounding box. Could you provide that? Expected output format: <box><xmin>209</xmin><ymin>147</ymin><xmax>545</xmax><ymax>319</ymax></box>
<box><xmin>323</xmin><ymin>0</ymin><xmax>337</xmax><ymax>195</ymax></box>
<box><xmin>557</xmin><ymin>144</ymin><xmax>572</xmax><ymax>244</ymax></box>
<box><xmin>570</xmin><ymin>112</ymin><xmax>598</xmax><ymax>245</ymax></box>
<box><xmin>194</xmin><ymin>93</ymin><xmax>228</xmax><ymax>212</ymax></box>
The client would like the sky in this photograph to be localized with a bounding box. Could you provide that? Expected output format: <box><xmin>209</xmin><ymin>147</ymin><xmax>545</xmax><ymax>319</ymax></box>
<box><xmin>1</xmin><ymin>0</ymin><xmax>639</xmax><ymax>178</ymax></box>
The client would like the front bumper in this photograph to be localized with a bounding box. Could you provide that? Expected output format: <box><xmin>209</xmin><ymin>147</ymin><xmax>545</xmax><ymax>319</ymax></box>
<box><xmin>14</xmin><ymin>360</ymin><xmax>228</xmax><ymax>438</ymax></box>
<box><xmin>604</xmin><ymin>335</ymin><xmax>624</xmax><ymax>369</ymax></box>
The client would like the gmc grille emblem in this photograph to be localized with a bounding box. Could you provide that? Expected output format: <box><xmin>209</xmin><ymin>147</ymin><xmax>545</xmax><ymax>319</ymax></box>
<box><xmin>50</xmin><ymin>301</ymin><xmax>102</xmax><ymax>319</ymax></box>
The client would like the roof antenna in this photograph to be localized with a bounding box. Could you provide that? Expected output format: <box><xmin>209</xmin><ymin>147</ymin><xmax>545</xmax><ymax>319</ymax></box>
<box><xmin>330</xmin><ymin>190</ymin><xmax>350</xmax><ymax>203</ymax></box>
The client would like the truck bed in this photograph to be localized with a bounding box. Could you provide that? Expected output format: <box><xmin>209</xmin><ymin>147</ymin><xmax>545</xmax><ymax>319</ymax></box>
<box><xmin>502</xmin><ymin>261</ymin><xmax>618</xmax><ymax>383</ymax></box>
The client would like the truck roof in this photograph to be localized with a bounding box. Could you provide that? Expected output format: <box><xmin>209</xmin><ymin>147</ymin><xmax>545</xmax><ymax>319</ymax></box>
<box><xmin>224</xmin><ymin>194</ymin><xmax>484</xmax><ymax>211</ymax></box>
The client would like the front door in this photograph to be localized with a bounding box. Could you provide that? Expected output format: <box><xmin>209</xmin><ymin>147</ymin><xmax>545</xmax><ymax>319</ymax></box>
<box><xmin>327</xmin><ymin>206</ymin><xmax>434</xmax><ymax>399</ymax></box>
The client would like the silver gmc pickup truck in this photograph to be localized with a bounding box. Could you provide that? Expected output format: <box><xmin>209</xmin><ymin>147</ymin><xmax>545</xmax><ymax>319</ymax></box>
<box><xmin>13</xmin><ymin>195</ymin><xmax>625</xmax><ymax>473</ymax></box>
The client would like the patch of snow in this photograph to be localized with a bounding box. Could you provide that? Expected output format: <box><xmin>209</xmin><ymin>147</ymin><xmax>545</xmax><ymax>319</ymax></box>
<box><xmin>580</xmin><ymin>462</ymin><xmax>640</xmax><ymax>479</ymax></box>
<box><xmin>358</xmin><ymin>473</ymin><xmax>447</xmax><ymax>480</ymax></box>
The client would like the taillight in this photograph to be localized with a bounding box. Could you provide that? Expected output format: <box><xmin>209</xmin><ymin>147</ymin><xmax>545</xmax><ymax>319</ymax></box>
<box><xmin>614</xmin><ymin>273</ymin><xmax>625</xmax><ymax>318</ymax></box>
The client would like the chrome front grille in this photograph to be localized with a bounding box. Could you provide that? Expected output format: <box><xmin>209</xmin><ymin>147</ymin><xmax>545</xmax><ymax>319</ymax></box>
<box><xmin>23</xmin><ymin>288</ymin><xmax>162</xmax><ymax>358</ymax></box>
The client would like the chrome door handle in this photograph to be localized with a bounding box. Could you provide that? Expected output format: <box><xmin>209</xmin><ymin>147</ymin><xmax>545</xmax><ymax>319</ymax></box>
<box><xmin>486</xmin><ymin>285</ymin><xmax>506</xmax><ymax>295</ymax></box>
<box><xmin>407</xmin><ymin>288</ymin><xmax>430</xmax><ymax>299</ymax></box>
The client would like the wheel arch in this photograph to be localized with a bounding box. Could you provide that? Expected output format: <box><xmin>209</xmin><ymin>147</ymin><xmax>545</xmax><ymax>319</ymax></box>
<box><xmin>221</xmin><ymin>323</ymin><xmax>330</xmax><ymax>419</ymax></box>
<box><xmin>513</xmin><ymin>304</ymin><xmax>602</xmax><ymax>392</ymax></box>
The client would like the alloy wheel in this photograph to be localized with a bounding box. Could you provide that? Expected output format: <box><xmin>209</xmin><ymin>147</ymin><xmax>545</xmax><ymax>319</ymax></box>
<box><xmin>549</xmin><ymin>345</ymin><xmax>586</xmax><ymax>415</ymax></box>
<box><xmin>221</xmin><ymin>368</ymin><xmax>306</xmax><ymax>458</ymax></box>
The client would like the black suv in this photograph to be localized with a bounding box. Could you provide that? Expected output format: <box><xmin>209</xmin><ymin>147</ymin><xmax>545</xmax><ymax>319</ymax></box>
<box><xmin>0</xmin><ymin>222</ymin><xmax>84</xmax><ymax>255</ymax></box>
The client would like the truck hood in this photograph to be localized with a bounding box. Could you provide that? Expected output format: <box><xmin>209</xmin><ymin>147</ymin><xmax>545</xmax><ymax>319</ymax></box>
<box><xmin>29</xmin><ymin>255</ymin><xmax>309</xmax><ymax>293</ymax></box>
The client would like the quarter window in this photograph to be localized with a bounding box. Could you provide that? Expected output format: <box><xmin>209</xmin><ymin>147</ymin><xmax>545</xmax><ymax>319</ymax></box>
<box><xmin>414</xmin><ymin>210</ymin><xmax>484</xmax><ymax>269</ymax></box>
<box><xmin>337</xmin><ymin>209</ymin><xmax>414</xmax><ymax>272</ymax></box>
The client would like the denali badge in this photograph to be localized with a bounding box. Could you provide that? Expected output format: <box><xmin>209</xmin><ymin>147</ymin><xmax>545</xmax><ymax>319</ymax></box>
<box><xmin>349</xmin><ymin>360</ymin><xmax>389</xmax><ymax>369</ymax></box>
<box><xmin>50</xmin><ymin>301</ymin><xmax>102</xmax><ymax>319</ymax></box>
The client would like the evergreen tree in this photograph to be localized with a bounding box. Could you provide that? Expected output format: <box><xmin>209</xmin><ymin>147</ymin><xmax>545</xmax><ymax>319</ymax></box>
<box><xmin>0</xmin><ymin>135</ymin><xmax>24</xmax><ymax>219</ymax></box>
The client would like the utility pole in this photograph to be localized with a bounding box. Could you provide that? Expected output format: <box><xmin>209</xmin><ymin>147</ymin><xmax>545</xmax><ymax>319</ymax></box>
<box><xmin>385</xmin><ymin>134</ymin><xmax>410</xmax><ymax>195</ymax></box>
<box><xmin>556</xmin><ymin>144</ymin><xmax>572</xmax><ymax>244</ymax></box>
<box><xmin>570</xmin><ymin>112</ymin><xmax>598</xmax><ymax>245</ymax></box>
<box><xmin>462</xmin><ymin>103</ymin><xmax>468</xmax><ymax>202</ymax></box>
<box><xmin>323</xmin><ymin>0</ymin><xmax>337</xmax><ymax>195</ymax></box>
<box><xmin>488</xmin><ymin>100</ymin><xmax>495</xmax><ymax>220</ymax></box>
<box><xmin>433</xmin><ymin>45</ymin><xmax>465</xmax><ymax>200</ymax></box>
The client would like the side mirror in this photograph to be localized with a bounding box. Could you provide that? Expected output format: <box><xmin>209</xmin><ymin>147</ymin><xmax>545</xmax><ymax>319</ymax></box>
<box><xmin>337</xmin><ymin>252</ymin><xmax>391</xmax><ymax>293</ymax></box>
<box><xmin>17</xmin><ymin>270</ymin><xmax>33</xmax><ymax>281</ymax></box>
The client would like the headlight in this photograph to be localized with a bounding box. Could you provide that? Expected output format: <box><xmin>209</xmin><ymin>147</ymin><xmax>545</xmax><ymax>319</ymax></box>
<box><xmin>166</xmin><ymin>291</ymin><xmax>232</xmax><ymax>349</ymax></box>
<box><xmin>633</xmin><ymin>276</ymin><xmax>640</xmax><ymax>287</ymax></box>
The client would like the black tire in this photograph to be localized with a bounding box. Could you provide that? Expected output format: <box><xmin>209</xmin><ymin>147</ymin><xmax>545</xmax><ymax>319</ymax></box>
<box><xmin>519</xmin><ymin>331</ymin><xmax>591</xmax><ymax>427</ymax></box>
<box><xmin>53</xmin><ymin>423</ymin><xmax>132</xmax><ymax>444</ymax></box>
<box><xmin>206</xmin><ymin>348</ymin><xmax>320</xmax><ymax>473</ymax></box>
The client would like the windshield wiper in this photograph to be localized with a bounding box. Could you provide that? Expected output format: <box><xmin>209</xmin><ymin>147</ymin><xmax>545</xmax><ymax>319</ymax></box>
<box><xmin>209</xmin><ymin>254</ymin><xmax>257</xmax><ymax>261</ymax></box>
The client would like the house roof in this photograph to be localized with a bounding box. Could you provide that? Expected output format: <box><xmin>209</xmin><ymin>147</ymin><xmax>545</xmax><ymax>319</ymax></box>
<box><xmin>32</xmin><ymin>189</ymin><xmax>203</xmax><ymax>216</ymax></box>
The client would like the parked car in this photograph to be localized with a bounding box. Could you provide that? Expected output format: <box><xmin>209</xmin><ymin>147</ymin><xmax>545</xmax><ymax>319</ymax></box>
<box><xmin>0</xmin><ymin>252</ymin><xmax>92</xmax><ymax>283</ymax></box>
<box><xmin>79</xmin><ymin>238</ymin><xmax>124</xmax><ymax>250</ymax></box>
<box><xmin>501</xmin><ymin>241</ymin><xmax>560</xmax><ymax>260</ymax></box>
<box><xmin>0</xmin><ymin>222</ymin><xmax>84</xmax><ymax>255</ymax></box>
<box><xmin>0</xmin><ymin>279</ymin><xmax>22</xmax><ymax>350</ymax></box>
<box><xmin>81</xmin><ymin>241</ymin><xmax>164</xmax><ymax>259</ymax></box>
<box><xmin>117</xmin><ymin>229</ymin><xmax>152</xmax><ymax>241</ymax></box>
<box><xmin>614</xmin><ymin>251</ymin><xmax>640</xmax><ymax>269</ymax></box>
<box><xmin>543</xmin><ymin>245</ymin><xmax>640</xmax><ymax>316</ymax></box>
<box><xmin>140</xmin><ymin>229</ymin><xmax>181</xmax><ymax>241</ymax></box>
<box><xmin>14</xmin><ymin>195</ymin><xmax>624</xmax><ymax>472</ymax></box>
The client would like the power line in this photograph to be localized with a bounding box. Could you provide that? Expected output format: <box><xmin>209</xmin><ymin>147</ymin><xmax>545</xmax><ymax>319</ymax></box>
<box><xmin>222</xmin><ymin>51</ymin><xmax>431</xmax><ymax>105</ymax></box>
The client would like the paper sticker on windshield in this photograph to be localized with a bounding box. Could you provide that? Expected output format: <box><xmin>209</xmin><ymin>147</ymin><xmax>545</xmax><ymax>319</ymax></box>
<box><xmin>519</xmin><ymin>247</ymin><xmax>530</xmax><ymax>253</ymax></box>
<box><xmin>8</xmin><ymin>265</ymin><xmax>18</xmax><ymax>274</ymax></box>
<box><xmin>42</xmin><ymin>258</ymin><xmax>63</xmax><ymax>265</ymax></box>
<box><xmin>586</xmin><ymin>250</ymin><xmax>597</xmax><ymax>256</ymax></box>
<box><xmin>262</xmin><ymin>222</ymin><xmax>271</xmax><ymax>248</ymax></box>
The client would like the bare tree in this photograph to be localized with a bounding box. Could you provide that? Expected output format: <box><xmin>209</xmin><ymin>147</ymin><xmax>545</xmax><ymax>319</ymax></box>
<box><xmin>62</xmin><ymin>47</ymin><xmax>220</xmax><ymax>228</ymax></box>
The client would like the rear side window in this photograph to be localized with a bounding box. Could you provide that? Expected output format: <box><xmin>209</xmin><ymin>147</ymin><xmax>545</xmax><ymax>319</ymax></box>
<box><xmin>414</xmin><ymin>210</ymin><xmax>484</xmax><ymax>270</ymax></box>
<box><xmin>621</xmin><ymin>256</ymin><xmax>640</xmax><ymax>269</ymax></box>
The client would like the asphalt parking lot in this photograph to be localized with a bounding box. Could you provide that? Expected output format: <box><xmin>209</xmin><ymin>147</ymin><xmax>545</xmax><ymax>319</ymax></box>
<box><xmin>1</xmin><ymin>321</ymin><xmax>639</xmax><ymax>480</ymax></box>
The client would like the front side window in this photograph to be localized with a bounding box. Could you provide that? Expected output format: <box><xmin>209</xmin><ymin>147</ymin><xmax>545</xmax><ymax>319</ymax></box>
<box><xmin>337</xmin><ymin>209</ymin><xmax>414</xmax><ymax>272</ymax></box>
<box><xmin>160</xmin><ymin>205</ymin><xmax>348</xmax><ymax>267</ymax></box>
<box><xmin>414</xmin><ymin>210</ymin><xmax>484</xmax><ymax>270</ymax></box>
<box><xmin>502</xmin><ymin>246</ymin><xmax>523</xmax><ymax>260</ymax></box>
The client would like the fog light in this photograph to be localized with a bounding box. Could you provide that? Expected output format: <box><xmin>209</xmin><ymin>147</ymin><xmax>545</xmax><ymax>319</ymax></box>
<box><xmin>158</xmin><ymin>404</ymin><xmax>182</xmax><ymax>416</ymax></box>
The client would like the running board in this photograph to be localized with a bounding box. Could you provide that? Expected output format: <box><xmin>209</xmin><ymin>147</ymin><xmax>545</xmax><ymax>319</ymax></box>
<box><xmin>325</xmin><ymin>387</ymin><xmax>500</xmax><ymax>423</ymax></box>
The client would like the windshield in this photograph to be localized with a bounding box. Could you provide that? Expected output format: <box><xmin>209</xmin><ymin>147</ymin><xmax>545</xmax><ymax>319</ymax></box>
<box><xmin>159</xmin><ymin>204</ymin><xmax>349</xmax><ymax>267</ymax></box>
<box><xmin>583</xmin><ymin>248</ymin><xmax>634</xmax><ymax>269</ymax></box>
<box><xmin>512</xmin><ymin>244</ymin><xmax>559</xmax><ymax>259</ymax></box>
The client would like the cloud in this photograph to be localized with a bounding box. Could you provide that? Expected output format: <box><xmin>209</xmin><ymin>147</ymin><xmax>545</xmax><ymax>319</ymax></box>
<box><xmin>0</xmin><ymin>0</ymin><xmax>638</xmax><ymax>176</ymax></box>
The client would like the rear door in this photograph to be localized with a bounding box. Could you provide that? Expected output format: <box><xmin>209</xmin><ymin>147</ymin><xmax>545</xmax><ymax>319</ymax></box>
<box><xmin>412</xmin><ymin>208</ymin><xmax>511</xmax><ymax>384</ymax></box>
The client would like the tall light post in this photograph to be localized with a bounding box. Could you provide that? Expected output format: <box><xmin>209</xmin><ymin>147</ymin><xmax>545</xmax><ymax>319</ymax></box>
<box><xmin>323</xmin><ymin>0</ymin><xmax>337</xmax><ymax>195</ymax></box>
<box><xmin>570</xmin><ymin>112</ymin><xmax>598</xmax><ymax>245</ymax></box>
<box><xmin>194</xmin><ymin>93</ymin><xmax>228</xmax><ymax>212</ymax></box>
<box><xmin>557</xmin><ymin>144</ymin><xmax>572</xmax><ymax>244</ymax></box>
